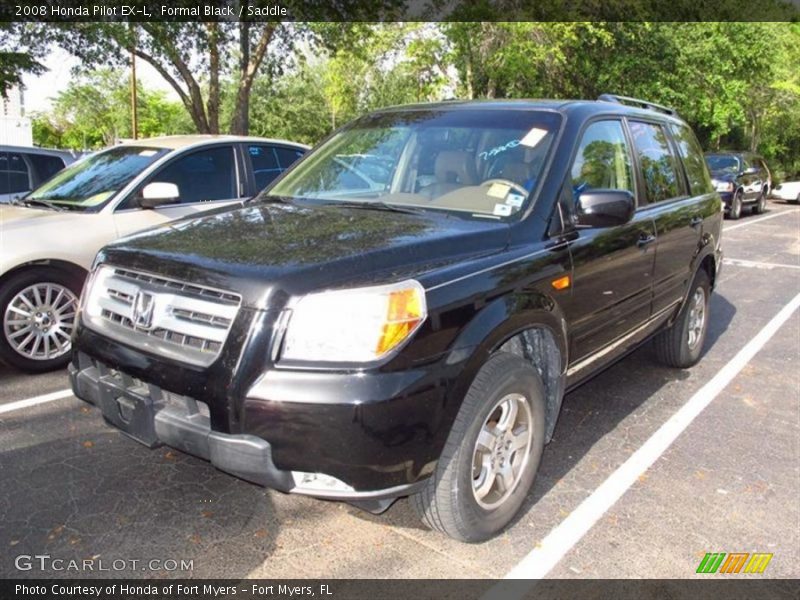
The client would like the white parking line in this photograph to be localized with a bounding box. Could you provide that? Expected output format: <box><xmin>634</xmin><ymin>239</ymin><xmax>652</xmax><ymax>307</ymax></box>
<box><xmin>504</xmin><ymin>290</ymin><xmax>800</xmax><ymax>580</ymax></box>
<box><xmin>0</xmin><ymin>388</ymin><xmax>74</xmax><ymax>415</ymax></box>
<box><xmin>723</xmin><ymin>258</ymin><xmax>800</xmax><ymax>271</ymax></box>
<box><xmin>724</xmin><ymin>209</ymin><xmax>792</xmax><ymax>232</ymax></box>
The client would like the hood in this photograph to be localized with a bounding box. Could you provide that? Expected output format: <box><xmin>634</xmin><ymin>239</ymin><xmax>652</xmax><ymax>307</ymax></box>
<box><xmin>98</xmin><ymin>202</ymin><xmax>509</xmax><ymax>309</ymax></box>
<box><xmin>0</xmin><ymin>203</ymin><xmax>87</xmax><ymax>231</ymax></box>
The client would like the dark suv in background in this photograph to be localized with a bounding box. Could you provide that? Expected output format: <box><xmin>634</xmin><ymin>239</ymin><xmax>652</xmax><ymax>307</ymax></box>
<box><xmin>705</xmin><ymin>151</ymin><xmax>771</xmax><ymax>219</ymax></box>
<box><xmin>0</xmin><ymin>145</ymin><xmax>80</xmax><ymax>203</ymax></box>
<box><xmin>70</xmin><ymin>95</ymin><xmax>722</xmax><ymax>542</ymax></box>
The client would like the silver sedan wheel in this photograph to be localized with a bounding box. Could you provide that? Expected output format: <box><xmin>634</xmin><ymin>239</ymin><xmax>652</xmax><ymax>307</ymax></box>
<box><xmin>471</xmin><ymin>392</ymin><xmax>534</xmax><ymax>510</ymax></box>
<box><xmin>687</xmin><ymin>287</ymin><xmax>706</xmax><ymax>350</ymax></box>
<box><xmin>3</xmin><ymin>283</ymin><xmax>77</xmax><ymax>361</ymax></box>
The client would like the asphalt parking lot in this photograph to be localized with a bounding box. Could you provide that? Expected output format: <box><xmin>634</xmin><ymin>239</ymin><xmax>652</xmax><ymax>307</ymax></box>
<box><xmin>1</xmin><ymin>200</ymin><xmax>798</xmax><ymax>580</ymax></box>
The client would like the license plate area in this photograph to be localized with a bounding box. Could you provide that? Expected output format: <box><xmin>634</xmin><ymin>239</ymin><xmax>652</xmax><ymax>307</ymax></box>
<box><xmin>96</xmin><ymin>371</ymin><xmax>162</xmax><ymax>448</ymax></box>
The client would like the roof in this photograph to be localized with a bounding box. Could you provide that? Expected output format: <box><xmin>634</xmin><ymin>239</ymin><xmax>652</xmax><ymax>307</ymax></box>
<box><xmin>117</xmin><ymin>135</ymin><xmax>309</xmax><ymax>151</ymax></box>
<box><xmin>0</xmin><ymin>144</ymin><xmax>79</xmax><ymax>159</ymax></box>
<box><xmin>372</xmin><ymin>98</ymin><xmax>685</xmax><ymax>124</ymax></box>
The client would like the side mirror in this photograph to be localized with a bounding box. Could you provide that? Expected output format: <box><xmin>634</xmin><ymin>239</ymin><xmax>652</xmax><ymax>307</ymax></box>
<box><xmin>139</xmin><ymin>182</ymin><xmax>179</xmax><ymax>209</ymax></box>
<box><xmin>576</xmin><ymin>189</ymin><xmax>635</xmax><ymax>228</ymax></box>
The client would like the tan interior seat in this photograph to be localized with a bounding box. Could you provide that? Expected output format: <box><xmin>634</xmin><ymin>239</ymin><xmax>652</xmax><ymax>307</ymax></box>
<box><xmin>420</xmin><ymin>151</ymin><xmax>479</xmax><ymax>198</ymax></box>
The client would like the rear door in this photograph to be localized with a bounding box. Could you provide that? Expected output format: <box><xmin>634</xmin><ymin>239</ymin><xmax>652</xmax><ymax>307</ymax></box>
<box><xmin>628</xmin><ymin>119</ymin><xmax>703</xmax><ymax>315</ymax></box>
<box><xmin>565</xmin><ymin>119</ymin><xmax>657</xmax><ymax>365</ymax></box>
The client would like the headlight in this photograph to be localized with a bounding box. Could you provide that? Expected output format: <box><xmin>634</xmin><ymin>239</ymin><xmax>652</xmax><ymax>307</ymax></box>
<box><xmin>281</xmin><ymin>280</ymin><xmax>427</xmax><ymax>363</ymax></box>
<box><xmin>713</xmin><ymin>180</ymin><xmax>734</xmax><ymax>193</ymax></box>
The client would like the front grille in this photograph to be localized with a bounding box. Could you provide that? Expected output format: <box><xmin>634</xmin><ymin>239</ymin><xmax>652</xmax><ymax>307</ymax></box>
<box><xmin>84</xmin><ymin>266</ymin><xmax>241</xmax><ymax>367</ymax></box>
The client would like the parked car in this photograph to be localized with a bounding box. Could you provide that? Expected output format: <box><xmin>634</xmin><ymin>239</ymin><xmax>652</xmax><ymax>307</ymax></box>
<box><xmin>0</xmin><ymin>145</ymin><xmax>80</xmax><ymax>203</ymax></box>
<box><xmin>705</xmin><ymin>151</ymin><xmax>771</xmax><ymax>219</ymax></box>
<box><xmin>769</xmin><ymin>180</ymin><xmax>800</xmax><ymax>204</ymax></box>
<box><xmin>70</xmin><ymin>95</ymin><xmax>722</xmax><ymax>542</ymax></box>
<box><xmin>0</xmin><ymin>135</ymin><xmax>308</xmax><ymax>372</ymax></box>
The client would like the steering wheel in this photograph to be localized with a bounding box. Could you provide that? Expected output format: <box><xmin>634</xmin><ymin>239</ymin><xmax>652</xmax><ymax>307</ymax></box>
<box><xmin>481</xmin><ymin>178</ymin><xmax>529</xmax><ymax>197</ymax></box>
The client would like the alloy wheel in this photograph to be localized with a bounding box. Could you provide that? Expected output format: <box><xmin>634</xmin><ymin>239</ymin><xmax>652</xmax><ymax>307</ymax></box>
<box><xmin>471</xmin><ymin>392</ymin><xmax>534</xmax><ymax>510</ymax></box>
<box><xmin>687</xmin><ymin>287</ymin><xmax>706</xmax><ymax>350</ymax></box>
<box><xmin>3</xmin><ymin>283</ymin><xmax>78</xmax><ymax>361</ymax></box>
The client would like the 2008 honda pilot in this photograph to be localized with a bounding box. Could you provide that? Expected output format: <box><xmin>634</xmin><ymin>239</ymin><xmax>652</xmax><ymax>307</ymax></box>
<box><xmin>70</xmin><ymin>95</ymin><xmax>722</xmax><ymax>542</ymax></box>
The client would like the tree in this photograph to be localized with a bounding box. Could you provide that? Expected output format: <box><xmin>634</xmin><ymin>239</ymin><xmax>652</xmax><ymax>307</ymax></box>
<box><xmin>0</xmin><ymin>23</ymin><xmax>46</xmax><ymax>97</ymax></box>
<box><xmin>31</xmin><ymin>69</ymin><xmax>192</xmax><ymax>149</ymax></box>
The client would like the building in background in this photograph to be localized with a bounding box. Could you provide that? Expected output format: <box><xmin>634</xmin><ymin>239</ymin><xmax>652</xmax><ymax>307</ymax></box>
<box><xmin>1</xmin><ymin>85</ymin><xmax>33</xmax><ymax>146</ymax></box>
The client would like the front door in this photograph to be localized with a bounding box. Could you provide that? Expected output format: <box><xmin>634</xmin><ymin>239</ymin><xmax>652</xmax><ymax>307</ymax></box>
<box><xmin>563</xmin><ymin>119</ymin><xmax>656</xmax><ymax>367</ymax></box>
<box><xmin>112</xmin><ymin>144</ymin><xmax>244</xmax><ymax>238</ymax></box>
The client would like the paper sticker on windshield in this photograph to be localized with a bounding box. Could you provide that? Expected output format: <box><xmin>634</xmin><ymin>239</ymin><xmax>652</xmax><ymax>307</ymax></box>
<box><xmin>520</xmin><ymin>127</ymin><xmax>548</xmax><ymax>148</ymax></box>
<box><xmin>506</xmin><ymin>192</ymin><xmax>525</xmax><ymax>208</ymax></box>
<box><xmin>79</xmin><ymin>191</ymin><xmax>114</xmax><ymax>206</ymax></box>
<box><xmin>493</xmin><ymin>203</ymin><xmax>513</xmax><ymax>217</ymax></box>
<box><xmin>138</xmin><ymin>150</ymin><xmax>158</xmax><ymax>157</ymax></box>
<box><xmin>487</xmin><ymin>182</ymin><xmax>510</xmax><ymax>199</ymax></box>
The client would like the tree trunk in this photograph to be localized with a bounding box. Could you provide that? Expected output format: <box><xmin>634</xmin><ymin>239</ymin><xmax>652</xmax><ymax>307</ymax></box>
<box><xmin>229</xmin><ymin>21</ymin><xmax>251</xmax><ymax>135</ymax></box>
<box><xmin>206</xmin><ymin>22</ymin><xmax>220</xmax><ymax>134</ymax></box>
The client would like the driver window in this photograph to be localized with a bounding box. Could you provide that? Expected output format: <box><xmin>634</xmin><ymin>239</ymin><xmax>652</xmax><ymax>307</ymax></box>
<box><xmin>140</xmin><ymin>146</ymin><xmax>237</xmax><ymax>206</ymax></box>
<box><xmin>570</xmin><ymin>120</ymin><xmax>634</xmax><ymax>199</ymax></box>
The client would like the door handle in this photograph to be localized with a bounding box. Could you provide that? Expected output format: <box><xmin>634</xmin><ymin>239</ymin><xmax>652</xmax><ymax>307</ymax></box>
<box><xmin>637</xmin><ymin>234</ymin><xmax>656</xmax><ymax>248</ymax></box>
<box><xmin>690</xmin><ymin>216</ymin><xmax>703</xmax><ymax>228</ymax></box>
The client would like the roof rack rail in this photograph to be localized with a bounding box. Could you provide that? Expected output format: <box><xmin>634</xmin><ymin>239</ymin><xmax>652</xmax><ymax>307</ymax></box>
<box><xmin>597</xmin><ymin>94</ymin><xmax>677</xmax><ymax>117</ymax></box>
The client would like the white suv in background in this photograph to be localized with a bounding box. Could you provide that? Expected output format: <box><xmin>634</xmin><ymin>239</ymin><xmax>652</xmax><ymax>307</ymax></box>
<box><xmin>0</xmin><ymin>135</ymin><xmax>308</xmax><ymax>372</ymax></box>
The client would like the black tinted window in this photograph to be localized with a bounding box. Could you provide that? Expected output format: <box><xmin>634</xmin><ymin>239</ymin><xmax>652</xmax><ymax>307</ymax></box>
<box><xmin>153</xmin><ymin>146</ymin><xmax>236</xmax><ymax>204</ymax></box>
<box><xmin>249</xmin><ymin>145</ymin><xmax>281</xmax><ymax>189</ymax></box>
<box><xmin>0</xmin><ymin>152</ymin><xmax>31</xmax><ymax>194</ymax></box>
<box><xmin>670</xmin><ymin>123</ymin><xmax>713</xmax><ymax>195</ymax></box>
<box><xmin>28</xmin><ymin>154</ymin><xmax>66</xmax><ymax>183</ymax></box>
<box><xmin>629</xmin><ymin>121</ymin><xmax>681</xmax><ymax>204</ymax></box>
<box><xmin>275</xmin><ymin>147</ymin><xmax>304</xmax><ymax>170</ymax></box>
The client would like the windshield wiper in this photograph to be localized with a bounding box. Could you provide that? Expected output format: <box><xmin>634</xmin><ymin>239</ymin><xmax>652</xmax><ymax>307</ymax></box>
<box><xmin>11</xmin><ymin>198</ymin><xmax>67</xmax><ymax>212</ymax></box>
<box><xmin>329</xmin><ymin>201</ymin><xmax>424</xmax><ymax>215</ymax></box>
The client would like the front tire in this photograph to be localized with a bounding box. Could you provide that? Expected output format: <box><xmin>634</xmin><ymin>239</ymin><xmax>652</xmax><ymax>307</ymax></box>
<box><xmin>0</xmin><ymin>267</ymin><xmax>82</xmax><ymax>372</ymax></box>
<box><xmin>411</xmin><ymin>352</ymin><xmax>546</xmax><ymax>542</ymax></box>
<box><xmin>654</xmin><ymin>269</ymin><xmax>711</xmax><ymax>369</ymax></box>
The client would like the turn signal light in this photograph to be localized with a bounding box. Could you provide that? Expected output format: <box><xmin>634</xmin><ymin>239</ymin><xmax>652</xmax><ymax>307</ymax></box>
<box><xmin>551</xmin><ymin>275</ymin><xmax>571</xmax><ymax>290</ymax></box>
<box><xmin>376</xmin><ymin>287</ymin><xmax>425</xmax><ymax>354</ymax></box>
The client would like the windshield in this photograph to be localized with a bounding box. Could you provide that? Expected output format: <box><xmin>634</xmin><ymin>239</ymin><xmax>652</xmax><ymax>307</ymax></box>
<box><xmin>26</xmin><ymin>146</ymin><xmax>169</xmax><ymax>211</ymax></box>
<box><xmin>705</xmin><ymin>154</ymin><xmax>740</xmax><ymax>174</ymax></box>
<box><xmin>269</xmin><ymin>109</ymin><xmax>561</xmax><ymax>219</ymax></box>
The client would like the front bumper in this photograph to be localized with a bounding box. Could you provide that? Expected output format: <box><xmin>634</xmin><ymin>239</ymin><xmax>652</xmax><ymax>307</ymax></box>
<box><xmin>69</xmin><ymin>352</ymin><xmax>427</xmax><ymax>512</ymax></box>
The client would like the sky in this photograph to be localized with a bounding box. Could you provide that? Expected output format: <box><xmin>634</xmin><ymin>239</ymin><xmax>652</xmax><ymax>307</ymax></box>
<box><xmin>22</xmin><ymin>47</ymin><xmax>178</xmax><ymax>114</ymax></box>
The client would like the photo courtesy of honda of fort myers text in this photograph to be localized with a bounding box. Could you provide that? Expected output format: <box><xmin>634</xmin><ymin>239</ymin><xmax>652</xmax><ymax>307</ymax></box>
<box><xmin>1</xmin><ymin>1</ymin><xmax>799</xmax><ymax>600</ymax></box>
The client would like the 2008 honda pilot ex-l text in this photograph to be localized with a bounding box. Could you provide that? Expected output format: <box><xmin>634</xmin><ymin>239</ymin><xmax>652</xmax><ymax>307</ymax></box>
<box><xmin>70</xmin><ymin>95</ymin><xmax>722</xmax><ymax>542</ymax></box>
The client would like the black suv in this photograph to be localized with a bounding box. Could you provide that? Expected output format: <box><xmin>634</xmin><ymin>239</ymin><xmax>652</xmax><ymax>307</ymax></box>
<box><xmin>70</xmin><ymin>95</ymin><xmax>722</xmax><ymax>542</ymax></box>
<box><xmin>705</xmin><ymin>151</ymin><xmax>771</xmax><ymax>219</ymax></box>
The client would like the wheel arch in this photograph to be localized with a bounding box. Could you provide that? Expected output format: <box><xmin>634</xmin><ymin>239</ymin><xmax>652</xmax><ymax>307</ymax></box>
<box><xmin>0</xmin><ymin>259</ymin><xmax>89</xmax><ymax>290</ymax></box>
<box><xmin>443</xmin><ymin>291</ymin><xmax>569</xmax><ymax>444</ymax></box>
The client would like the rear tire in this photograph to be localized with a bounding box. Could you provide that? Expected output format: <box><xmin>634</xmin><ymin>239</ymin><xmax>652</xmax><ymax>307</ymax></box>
<box><xmin>654</xmin><ymin>269</ymin><xmax>711</xmax><ymax>369</ymax></box>
<box><xmin>752</xmin><ymin>190</ymin><xmax>767</xmax><ymax>214</ymax></box>
<box><xmin>411</xmin><ymin>352</ymin><xmax>546</xmax><ymax>542</ymax></box>
<box><xmin>727</xmin><ymin>190</ymin><xmax>742</xmax><ymax>220</ymax></box>
<box><xmin>0</xmin><ymin>267</ymin><xmax>82</xmax><ymax>373</ymax></box>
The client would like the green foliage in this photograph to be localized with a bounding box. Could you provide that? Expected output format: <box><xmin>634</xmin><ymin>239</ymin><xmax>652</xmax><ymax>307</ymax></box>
<box><xmin>31</xmin><ymin>69</ymin><xmax>192</xmax><ymax>150</ymax></box>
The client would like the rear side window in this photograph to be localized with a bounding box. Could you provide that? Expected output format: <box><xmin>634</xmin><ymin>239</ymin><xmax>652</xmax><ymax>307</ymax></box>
<box><xmin>629</xmin><ymin>121</ymin><xmax>682</xmax><ymax>204</ymax></box>
<box><xmin>0</xmin><ymin>152</ymin><xmax>31</xmax><ymax>195</ymax></box>
<box><xmin>249</xmin><ymin>145</ymin><xmax>304</xmax><ymax>190</ymax></box>
<box><xmin>670</xmin><ymin>123</ymin><xmax>713</xmax><ymax>195</ymax></box>
<box><xmin>28</xmin><ymin>154</ymin><xmax>66</xmax><ymax>183</ymax></box>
